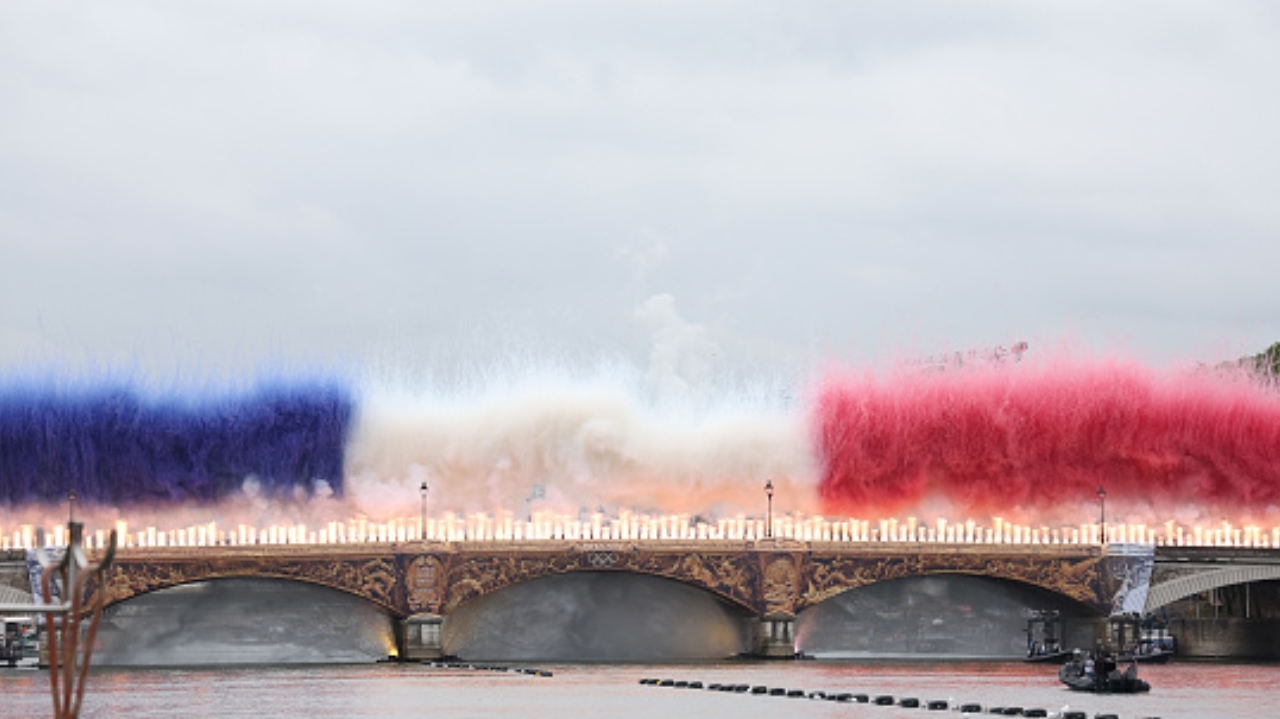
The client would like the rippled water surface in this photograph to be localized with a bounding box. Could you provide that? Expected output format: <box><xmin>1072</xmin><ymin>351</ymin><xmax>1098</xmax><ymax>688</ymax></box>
<box><xmin>3</xmin><ymin>661</ymin><xmax>1275</xmax><ymax>719</ymax></box>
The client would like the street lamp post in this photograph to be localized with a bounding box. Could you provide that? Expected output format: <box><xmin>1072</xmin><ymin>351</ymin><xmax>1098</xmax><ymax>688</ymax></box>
<box><xmin>1097</xmin><ymin>485</ymin><xmax>1107</xmax><ymax>546</ymax></box>
<box><xmin>420</xmin><ymin>481</ymin><xmax>429</xmax><ymax>541</ymax></box>
<box><xmin>764</xmin><ymin>480</ymin><xmax>774</xmax><ymax>539</ymax></box>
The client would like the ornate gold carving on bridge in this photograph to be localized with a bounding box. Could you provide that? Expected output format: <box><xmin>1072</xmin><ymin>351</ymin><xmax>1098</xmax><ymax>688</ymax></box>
<box><xmin>761</xmin><ymin>556</ymin><xmax>798</xmax><ymax>614</ymax></box>
<box><xmin>90</xmin><ymin>544</ymin><xmax>1113</xmax><ymax>619</ymax></box>
<box><xmin>799</xmin><ymin>552</ymin><xmax>1107</xmax><ymax>611</ymax></box>
<box><xmin>406</xmin><ymin>556</ymin><xmax>445</xmax><ymax>614</ymax></box>
<box><xmin>99</xmin><ymin>554</ymin><xmax>402</xmax><ymax>614</ymax></box>
<box><xmin>442</xmin><ymin>548</ymin><xmax>759</xmax><ymax>613</ymax></box>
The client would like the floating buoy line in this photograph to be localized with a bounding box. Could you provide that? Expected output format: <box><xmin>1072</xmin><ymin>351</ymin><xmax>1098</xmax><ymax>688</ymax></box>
<box><xmin>637</xmin><ymin>678</ymin><xmax>1156</xmax><ymax>719</ymax></box>
<box><xmin>423</xmin><ymin>660</ymin><xmax>552</xmax><ymax>677</ymax></box>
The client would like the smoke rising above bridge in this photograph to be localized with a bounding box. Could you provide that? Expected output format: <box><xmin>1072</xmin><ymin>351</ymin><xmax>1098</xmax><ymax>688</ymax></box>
<box><xmin>1</xmin><ymin>351</ymin><xmax>1278</xmax><ymax>532</ymax></box>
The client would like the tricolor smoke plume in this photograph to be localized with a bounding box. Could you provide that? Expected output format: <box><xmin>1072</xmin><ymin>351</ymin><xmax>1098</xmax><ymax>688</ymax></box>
<box><xmin>815</xmin><ymin>357</ymin><xmax>1280</xmax><ymax>524</ymax></box>
<box><xmin>4</xmin><ymin>349</ymin><xmax>1280</xmax><ymax>531</ymax></box>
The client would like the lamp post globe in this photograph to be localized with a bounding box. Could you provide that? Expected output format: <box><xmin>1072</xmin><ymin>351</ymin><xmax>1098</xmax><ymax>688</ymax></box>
<box><xmin>764</xmin><ymin>480</ymin><xmax>775</xmax><ymax>539</ymax></box>
<box><xmin>1097</xmin><ymin>486</ymin><xmax>1107</xmax><ymax>546</ymax></box>
<box><xmin>419</xmin><ymin>481</ymin><xmax>429</xmax><ymax>540</ymax></box>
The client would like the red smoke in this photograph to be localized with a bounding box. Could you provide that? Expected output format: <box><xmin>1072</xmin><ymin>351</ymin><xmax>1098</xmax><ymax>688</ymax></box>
<box><xmin>813</xmin><ymin>359</ymin><xmax>1280</xmax><ymax>523</ymax></box>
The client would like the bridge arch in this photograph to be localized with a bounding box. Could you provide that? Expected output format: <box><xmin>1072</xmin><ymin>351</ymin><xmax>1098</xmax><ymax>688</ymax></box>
<box><xmin>94</xmin><ymin>576</ymin><xmax>398</xmax><ymax>666</ymax></box>
<box><xmin>99</xmin><ymin>555</ymin><xmax>403</xmax><ymax>616</ymax></box>
<box><xmin>797</xmin><ymin>551</ymin><xmax>1111</xmax><ymax>615</ymax></box>
<box><xmin>1145</xmin><ymin>565</ymin><xmax>1280</xmax><ymax>612</ymax></box>
<box><xmin>437</xmin><ymin>550</ymin><xmax>762</xmax><ymax>616</ymax></box>
<box><xmin>442</xmin><ymin>570</ymin><xmax>756</xmax><ymax>660</ymax></box>
<box><xmin>445</xmin><ymin>564</ymin><xmax>757</xmax><ymax>616</ymax></box>
<box><xmin>795</xmin><ymin>572</ymin><xmax>1098</xmax><ymax>658</ymax></box>
<box><xmin>801</xmin><ymin>569</ymin><xmax>1101</xmax><ymax>616</ymax></box>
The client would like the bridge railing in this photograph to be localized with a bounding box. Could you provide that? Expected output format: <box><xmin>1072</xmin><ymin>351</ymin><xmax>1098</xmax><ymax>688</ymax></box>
<box><xmin>4</xmin><ymin>512</ymin><xmax>1278</xmax><ymax>551</ymax></box>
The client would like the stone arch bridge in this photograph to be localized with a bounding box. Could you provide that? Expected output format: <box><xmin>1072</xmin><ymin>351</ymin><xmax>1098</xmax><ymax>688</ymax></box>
<box><xmin>90</xmin><ymin>540</ymin><xmax>1133</xmax><ymax>658</ymax></box>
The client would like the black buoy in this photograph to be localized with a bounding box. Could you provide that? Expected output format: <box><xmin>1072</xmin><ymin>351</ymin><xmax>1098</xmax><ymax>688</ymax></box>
<box><xmin>687</xmin><ymin>681</ymin><xmax>702</xmax><ymax>689</ymax></box>
<box><xmin>769</xmin><ymin>688</ymin><xmax>786</xmax><ymax>696</ymax></box>
<box><xmin>1094</xmin><ymin>715</ymin><xmax>1119</xmax><ymax>719</ymax></box>
<box><xmin>751</xmin><ymin>686</ymin><xmax>768</xmax><ymax>695</ymax></box>
<box><xmin>833</xmin><ymin>693</ymin><xmax>853</xmax><ymax>702</ymax></box>
<box><xmin>658</xmin><ymin>679</ymin><xmax>674</xmax><ymax>687</ymax></box>
<box><xmin>786</xmin><ymin>690</ymin><xmax>804</xmax><ymax>698</ymax></box>
<box><xmin>959</xmin><ymin>704</ymin><xmax>983</xmax><ymax>713</ymax></box>
<box><xmin>733</xmin><ymin>684</ymin><xmax>749</xmax><ymax>693</ymax></box>
<box><xmin>1061</xmin><ymin>713</ymin><xmax>1086</xmax><ymax>719</ymax></box>
<box><xmin>988</xmin><ymin>708</ymin><xmax>1005</xmax><ymax>715</ymax></box>
<box><xmin>707</xmin><ymin>683</ymin><xmax>721</xmax><ymax>690</ymax></box>
<box><xmin>874</xmin><ymin>695</ymin><xmax>895</xmax><ymax>705</ymax></box>
<box><xmin>927</xmin><ymin>700</ymin><xmax>949</xmax><ymax>710</ymax></box>
<box><xmin>851</xmin><ymin>693</ymin><xmax>869</xmax><ymax>703</ymax></box>
<box><xmin>899</xmin><ymin>698</ymin><xmax>920</xmax><ymax>708</ymax></box>
<box><xmin>807</xmin><ymin>691</ymin><xmax>825</xmax><ymax>700</ymax></box>
<box><xmin>1002</xmin><ymin>708</ymin><xmax>1023</xmax><ymax>716</ymax></box>
<box><xmin>1024</xmin><ymin>710</ymin><xmax>1048</xmax><ymax>718</ymax></box>
<box><xmin>674</xmin><ymin>681</ymin><xmax>688</xmax><ymax>688</ymax></box>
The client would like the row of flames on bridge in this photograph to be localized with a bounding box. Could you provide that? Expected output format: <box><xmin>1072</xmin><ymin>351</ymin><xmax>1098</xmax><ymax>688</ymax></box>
<box><xmin>5</xmin><ymin>512</ymin><xmax>1280</xmax><ymax>551</ymax></box>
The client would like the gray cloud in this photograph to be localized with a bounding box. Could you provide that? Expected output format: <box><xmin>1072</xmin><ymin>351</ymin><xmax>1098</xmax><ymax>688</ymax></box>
<box><xmin>2</xmin><ymin>1</ymin><xmax>1279</xmax><ymax>378</ymax></box>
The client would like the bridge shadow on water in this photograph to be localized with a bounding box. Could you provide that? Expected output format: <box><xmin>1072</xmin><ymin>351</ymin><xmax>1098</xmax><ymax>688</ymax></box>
<box><xmin>798</xmin><ymin>574</ymin><xmax>1091</xmax><ymax>659</ymax></box>
<box><xmin>444</xmin><ymin>572</ymin><xmax>751</xmax><ymax>661</ymax></box>
<box><xmin>94</xmin><ymin>578</ymin><xmax>396</xmax><ymax>666</ymax></box>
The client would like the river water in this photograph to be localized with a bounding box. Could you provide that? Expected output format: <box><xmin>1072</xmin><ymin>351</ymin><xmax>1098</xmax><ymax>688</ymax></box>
<box><xmin>2</xmin><ymin>660</ymin><xmax>1276</xmax><ymax>719</ymax></box>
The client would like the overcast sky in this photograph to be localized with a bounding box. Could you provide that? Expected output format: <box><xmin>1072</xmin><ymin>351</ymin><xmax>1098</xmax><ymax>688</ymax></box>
<box><xmin>3</xmin><ymin>1</ymin><xmax>1279</xmax><ymax>388</ymax></box>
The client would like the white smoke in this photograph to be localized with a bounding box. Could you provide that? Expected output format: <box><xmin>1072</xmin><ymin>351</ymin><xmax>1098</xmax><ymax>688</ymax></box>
<box><xmin>342</xmin><ymin>376</ymin><xmax>818</xmax><ymax>519</ymax></box>
<box><xmin>334</xmin><ymin>295</ymin><xmax>819</xmax><ymax>519</ymax></box>
<box><xmin>633</xmin><ymin>293</ymin><xmax>718</xmax><ymax>405</ymax></box>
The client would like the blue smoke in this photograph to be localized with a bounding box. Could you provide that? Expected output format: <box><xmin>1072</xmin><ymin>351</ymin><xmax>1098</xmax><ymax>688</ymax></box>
<box><xmin>0</xmin><ymin>379</ymin><xmax>354</xmax><ymax>507</ymax></box>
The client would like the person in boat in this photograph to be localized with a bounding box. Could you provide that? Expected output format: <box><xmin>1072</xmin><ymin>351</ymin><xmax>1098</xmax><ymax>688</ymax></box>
<box><xmin>1099</xmin><ymin>651</ymin><xmax>1117</xmax><ymax>679</ymax></box>
<box><xmin>1083</xmin><ymin>655</ymin><xmax>1095</xmax><ymax>679</ymax></box>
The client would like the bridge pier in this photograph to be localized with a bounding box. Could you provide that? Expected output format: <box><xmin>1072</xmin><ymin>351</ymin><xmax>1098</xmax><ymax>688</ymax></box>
<box><xmin>398</xmin><ymin>614</ymin><xmax>445</xmax><ymax>661</ymax></box>
<box><xmin>753</xmin><ymin>611</ymin><xmax>797</xmax><ymax>659</ymax></box>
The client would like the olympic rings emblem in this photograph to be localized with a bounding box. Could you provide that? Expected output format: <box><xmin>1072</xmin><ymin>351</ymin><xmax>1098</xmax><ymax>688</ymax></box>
<box><xmin>587</xmin><ymin>551</ymin><xmax>619</xmax><ymax>568</ymax></box>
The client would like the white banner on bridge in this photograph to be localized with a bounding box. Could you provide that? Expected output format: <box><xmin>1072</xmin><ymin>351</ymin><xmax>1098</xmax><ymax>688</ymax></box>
<box><xmin>25</xmin><ymin>548</ymin><xmax>64</xmax><ymax>606</ymax></box>
<box><xmin>1108</xmin><ymin>542</ymin><xmax>1156</xmax><ymax>616</ymax></box>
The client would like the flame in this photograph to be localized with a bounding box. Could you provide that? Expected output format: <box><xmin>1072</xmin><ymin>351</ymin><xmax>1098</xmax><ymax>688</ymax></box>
<box><xmin>4</xmin><ymin>511</ymin><xmax>1275</xmax><ymax>550</ymax></box>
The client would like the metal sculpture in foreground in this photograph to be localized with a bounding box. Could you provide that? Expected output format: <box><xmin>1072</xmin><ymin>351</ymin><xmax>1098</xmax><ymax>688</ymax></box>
<box><xmin>5</xmin><ymin>523</ymin><xmax>118</xmax><ymax>719</ymax></box>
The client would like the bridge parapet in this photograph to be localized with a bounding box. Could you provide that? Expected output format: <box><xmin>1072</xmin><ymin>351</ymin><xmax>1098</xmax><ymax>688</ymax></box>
<box><xmin>1155</xmin><ymin>546</ymin><xmax>1280</xmax><ymax>564</ymax></box>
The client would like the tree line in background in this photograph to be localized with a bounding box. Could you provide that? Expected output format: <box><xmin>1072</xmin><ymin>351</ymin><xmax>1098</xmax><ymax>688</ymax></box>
<box><xmin>1249</xmin><ymin>342</ymin><xmax>1280</xmax><ymax>378</ymax></box>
